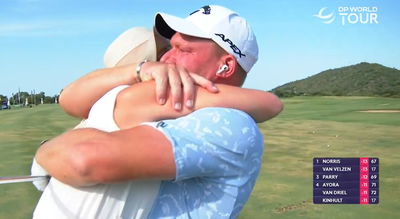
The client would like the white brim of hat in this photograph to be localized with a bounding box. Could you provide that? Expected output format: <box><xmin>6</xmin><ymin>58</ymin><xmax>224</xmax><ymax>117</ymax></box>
<box><xmin>156</xmin><ymin>13</ymin><xmax>209</xmax><ymax>39</ymax></box>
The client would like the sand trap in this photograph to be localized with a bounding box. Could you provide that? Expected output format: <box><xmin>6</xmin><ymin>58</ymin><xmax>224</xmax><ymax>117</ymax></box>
<box><xmin>359</xmin><ymin>110</ymin><xmax>400</xmax><ymax>113</ymax></box>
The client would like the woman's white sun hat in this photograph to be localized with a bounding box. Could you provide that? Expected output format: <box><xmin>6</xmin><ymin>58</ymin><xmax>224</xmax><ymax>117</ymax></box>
<box><xmin>103</xmin><ymin>27</ymin><xmax>170</xmax><ymax>67</ymax></box>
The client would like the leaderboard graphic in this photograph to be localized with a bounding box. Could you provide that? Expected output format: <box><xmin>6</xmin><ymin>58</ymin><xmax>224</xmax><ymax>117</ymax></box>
<box><xmin>313</xmin><ymin>157</ymin><xmax>379</xmax><ymax>204</ymax></box>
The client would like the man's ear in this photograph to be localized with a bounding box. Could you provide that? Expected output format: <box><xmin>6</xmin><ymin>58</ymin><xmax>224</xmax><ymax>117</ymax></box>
<box><xmin>216</xmin><ymin>55</ymin><xmax>236</xmax><ymax>78</ymax></box>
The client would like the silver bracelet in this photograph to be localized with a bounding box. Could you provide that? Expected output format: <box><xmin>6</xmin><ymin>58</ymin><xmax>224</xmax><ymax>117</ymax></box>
<box><xmin>135</xmin><ymin>60</ymin><xmax>148</xmax><ymax>82</ymax></box>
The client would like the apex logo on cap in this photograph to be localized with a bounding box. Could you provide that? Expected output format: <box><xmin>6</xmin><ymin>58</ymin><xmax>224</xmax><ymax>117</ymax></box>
<box><xmin>214</xmin><ymin>33</ymin><xmax>246</xmax><ymax>58</ymax></box>
<box><xmin>190</xmin><ymin>5</ymin><xmax>211</xmax><ymax>15</ymax></box>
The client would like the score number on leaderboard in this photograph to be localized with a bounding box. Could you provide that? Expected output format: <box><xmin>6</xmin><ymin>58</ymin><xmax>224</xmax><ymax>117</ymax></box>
<box><xmin>313</xmin><ymin>157</ymin><xmax>379</xmax><ymax>204</ymax></box>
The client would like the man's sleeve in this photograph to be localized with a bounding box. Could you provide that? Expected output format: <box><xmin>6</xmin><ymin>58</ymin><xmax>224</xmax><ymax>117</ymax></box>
<box><xmin>143</xmin><ymin>107</ymin><xmax>264</xmax><ymax>182</ymax></box>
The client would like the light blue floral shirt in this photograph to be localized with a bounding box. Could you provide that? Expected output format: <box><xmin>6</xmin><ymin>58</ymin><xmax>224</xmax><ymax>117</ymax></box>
<box><xmin>145</xmin><ymin>107</ymin><xmax>264</xmax><ymax>219</ymax></box>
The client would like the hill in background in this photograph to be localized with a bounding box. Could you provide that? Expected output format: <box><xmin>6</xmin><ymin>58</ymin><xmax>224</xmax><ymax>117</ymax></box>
<box><xmin>272</xmin><ymin>62</ymin><xmax>400</xmax><ymax>97</ymax></box>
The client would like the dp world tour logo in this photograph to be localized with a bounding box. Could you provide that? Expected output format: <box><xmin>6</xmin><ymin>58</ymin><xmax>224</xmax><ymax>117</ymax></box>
<box><xmin>314</xmin><ymin>6</ymin><xmax>379</xmax><ymax>25</ymax></box>
<box><xmin>313</xmin><ymin>7</ymin><xmax>335</xmax><ymax>24</ymax></box>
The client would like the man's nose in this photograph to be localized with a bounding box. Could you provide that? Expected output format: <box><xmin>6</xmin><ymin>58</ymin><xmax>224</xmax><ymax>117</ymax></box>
<box><xmin>159</xmin><ymin>49</ymin><xmax>176</xmax><ymax>64</ymax></box>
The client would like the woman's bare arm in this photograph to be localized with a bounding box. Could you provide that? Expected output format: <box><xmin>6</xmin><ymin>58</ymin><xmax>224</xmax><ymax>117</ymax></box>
<box><xmin>114</xmin><ymin>81</ymin><xmax>283</xmax><ymax>129</ymax></box>
<box><xmin>59</xmin><ymin>62</ymin><xmax>218</xmax><ymax>119</ymax></box>
<box><xmin>59</xmin><ymin>64</ymin><xmax>140</xmax><ymax>119</ymax></box>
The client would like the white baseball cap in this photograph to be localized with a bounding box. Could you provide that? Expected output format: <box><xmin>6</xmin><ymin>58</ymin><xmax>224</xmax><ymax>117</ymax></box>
<box><xmin>155</xmin><ymin>5</ymin><xmax>258</xmax><ymax>73</ymax></box>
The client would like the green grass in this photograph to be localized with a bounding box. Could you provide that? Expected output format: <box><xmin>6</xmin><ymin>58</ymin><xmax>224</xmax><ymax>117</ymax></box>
<box><xmin>0</xmin><ymin>105</ymin><xmax>79</xmax><ymax>219</ymax></box>
<box><xmin>0</xmin><ymin>97</ymin><xmax>399</xmax><ymax>219</ymax></box>
<box><xmin>240</xmin><ymin>96</ymin><xmax>400</xmax><ymax>219</ymax></box>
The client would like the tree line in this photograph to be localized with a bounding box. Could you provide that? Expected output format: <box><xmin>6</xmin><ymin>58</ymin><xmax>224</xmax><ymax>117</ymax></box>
<box><xmin>0</xmin><ymin>91</ymin><xmax>59</xmax><ymax>106</ymax></box>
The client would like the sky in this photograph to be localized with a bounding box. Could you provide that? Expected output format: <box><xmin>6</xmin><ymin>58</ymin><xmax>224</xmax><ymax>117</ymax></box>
<box><xmin>0</xmin><ymin>0</ymin><xmax>399</xmax><ymax>97</ymax></box>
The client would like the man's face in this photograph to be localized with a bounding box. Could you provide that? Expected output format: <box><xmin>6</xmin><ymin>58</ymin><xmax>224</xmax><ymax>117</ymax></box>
<box><xmin>159</xmin><ymin>33</ymin><xmax>222</xmax><ymax>80</ymax></box>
